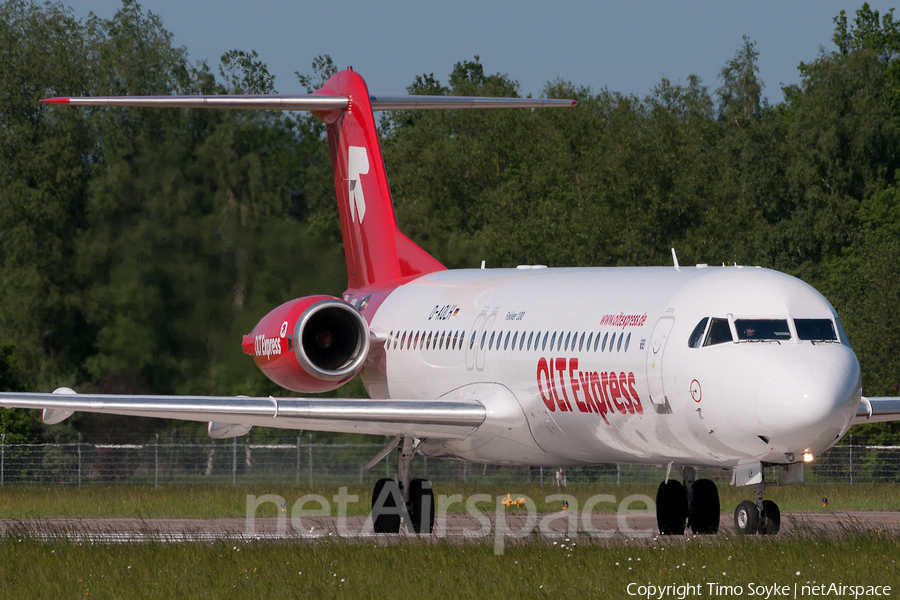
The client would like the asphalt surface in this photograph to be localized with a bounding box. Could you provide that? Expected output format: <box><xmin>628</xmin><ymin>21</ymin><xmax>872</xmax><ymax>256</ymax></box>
<box><xmin>2</xmin><ymin>511</ymin><xmax>898</xmax><ymax>543</ymax></box>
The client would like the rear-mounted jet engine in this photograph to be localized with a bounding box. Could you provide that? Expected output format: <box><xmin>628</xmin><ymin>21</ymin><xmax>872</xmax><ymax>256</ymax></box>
<box><xmin>242</xmin><ymin>296</ymin><xmax>369</xmax><ymax>393</ymax></box>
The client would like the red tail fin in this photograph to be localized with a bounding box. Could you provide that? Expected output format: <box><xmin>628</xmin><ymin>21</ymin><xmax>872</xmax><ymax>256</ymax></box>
<box><xmin>313</xmin><ymin>69</ymin><xmax>445</xmax><ymax>291</ymax></box>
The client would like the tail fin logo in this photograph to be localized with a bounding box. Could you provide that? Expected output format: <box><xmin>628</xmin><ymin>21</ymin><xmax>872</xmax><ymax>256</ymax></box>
<box><xmin>348</xmin><ymin>146</ymin><xmax>369</xmax><ymax>223</ymax></box>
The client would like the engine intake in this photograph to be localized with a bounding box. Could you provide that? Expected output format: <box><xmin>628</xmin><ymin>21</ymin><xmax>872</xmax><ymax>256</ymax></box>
<box><xmin>295</xmin><ymin>298</ymin><xmax>369</xmax><ymax>380</ymax></box>
<box><xmin>243</xmin><ymin>295</ymin><xmax>370</xmax><ymax>393</ymax></box>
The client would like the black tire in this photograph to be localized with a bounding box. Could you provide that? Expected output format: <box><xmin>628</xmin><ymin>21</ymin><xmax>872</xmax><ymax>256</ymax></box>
<box><xmin>372</xmin><ymin>478</ymin><xmax>402</xmax><ymax>534</ymax></box>
<box><xmin>656</xmin><ymin>480</ymin><xmax>687</xmax><ymax>535</ymax></box>
<box><xmin>409</xmin><ymin>479</ymin><xmax>435</xmax><ymax>534</ymax></box>
<box><xmin>734</xmin><ymin>500</ymin><xmax>759</xmax><ymax>535</ymax></box>
<box><xmin>689</xmin><ymin>478</ymin><xmax>720</xmax><ymax>534</ymax></box>
<box><xmin>760</xmin><ymin>500</ymin><xmax>781</xmax><ymax>535</ymax></box>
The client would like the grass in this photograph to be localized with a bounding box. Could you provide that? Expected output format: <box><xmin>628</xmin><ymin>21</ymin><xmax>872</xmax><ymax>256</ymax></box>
<box><xmin>1</xmin><ymin>482</ymin><xmax>899</xmax><ymax>519</ymax></box>
<box><xmin>2</xmin><ymin>483</ymin><xmax>899</xmax><ymax>598</ymax></box>
<box><xmin>0</xmin><ymin>530</ymin><xmax>898</xmax><ymax>599</ymax></box>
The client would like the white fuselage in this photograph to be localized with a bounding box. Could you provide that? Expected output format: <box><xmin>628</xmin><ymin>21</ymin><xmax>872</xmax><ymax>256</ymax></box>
<box><xmin>351</xmin><ymin>265</ymin><xmax>861</xmax><ymax>470</ymax></box>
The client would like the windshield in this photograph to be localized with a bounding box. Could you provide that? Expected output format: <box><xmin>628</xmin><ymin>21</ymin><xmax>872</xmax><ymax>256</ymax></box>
<box><xmin>795</xmin><ymin>318</ymin><xmax>837</xmax><ymax>341</ymax></box>
<box><xmin>703</xmin><ymin>318</ymin><xmax>733</xmax><ymax>346</ymax></box>
<box><xmin>735</xmin><ymin>319</ymin><xmax>790</xmax><ymax>341</ymax></box>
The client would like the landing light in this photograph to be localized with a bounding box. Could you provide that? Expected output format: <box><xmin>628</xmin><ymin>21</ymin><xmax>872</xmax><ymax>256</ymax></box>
<box><xmin>803</xmin><ymin>452</ymin><xmax>814</xmax><ymax>463</ymax></box>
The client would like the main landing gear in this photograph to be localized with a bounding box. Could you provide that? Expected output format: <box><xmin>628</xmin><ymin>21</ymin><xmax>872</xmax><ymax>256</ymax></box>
<box><xmin>656</xmin><ymin>467</ymin><xmax>720</xmax><ymax>535</ymax></box>
<box><xmin>733</xmin><ymin>483</ymin><xmax>780</xmax><ymax>535</ymax></box>
<box><xmin>370</xmin><ymin>437</ymin><xmax>435</xmax><ymax>534</ymax></box>
<box><xmin>655</xmin><ymin>467</ymin><xmax>781</xmax><ymax>535</ymax></box>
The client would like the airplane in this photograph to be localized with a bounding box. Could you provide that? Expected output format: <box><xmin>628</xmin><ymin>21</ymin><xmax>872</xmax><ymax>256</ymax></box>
<box><xmin>3</xmin><ymin>67</ymin><xmax>900</xmax><ymax>537</ymax></box>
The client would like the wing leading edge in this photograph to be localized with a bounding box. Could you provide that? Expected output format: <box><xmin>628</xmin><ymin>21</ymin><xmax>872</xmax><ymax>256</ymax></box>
<box><xmin>853</xmin><ymin>396</ymin><xmax>900</xmax><ymax>425</ymax></box>
<box><xmin>0</xmin><ymin>391</ymin><xmax>485</xmax><ymax>439</ymax></box>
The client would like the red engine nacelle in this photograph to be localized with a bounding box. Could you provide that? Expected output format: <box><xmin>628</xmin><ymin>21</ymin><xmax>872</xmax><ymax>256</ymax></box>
<box><xmin>242</xmin><ymin>295</ymin><xmax>370</xmax><ymax>393</ymax></box>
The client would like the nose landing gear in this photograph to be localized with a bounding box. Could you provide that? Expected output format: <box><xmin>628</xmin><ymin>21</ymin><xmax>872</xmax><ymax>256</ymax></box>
<box><xmin>734</xmin><ymin>483</ymin><xmax>780</xmax><ymax>535</ymax></box>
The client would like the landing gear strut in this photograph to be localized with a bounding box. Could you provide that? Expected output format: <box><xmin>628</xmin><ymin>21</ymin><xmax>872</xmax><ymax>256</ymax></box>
<box><xmin>734</xmin><ymin>483</ymin><xmax>780</xmax><ymax>535</ymax></box>
<box><xmin>656</xmin><ymin>467</ymin><xmax>720</xmax><ymax>535</ymax></box>
<box><xmin>370</xmin><ymin>437</ymin><xmax>434</xmax><ymax>534</ymax></box>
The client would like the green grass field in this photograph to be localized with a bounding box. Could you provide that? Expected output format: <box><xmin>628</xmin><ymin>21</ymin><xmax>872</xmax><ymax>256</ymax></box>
<box><xmin>2</xmin><ymin>484</ymin><xmax>899</xmax><ymax>598</ymax></box>
<box><xmin>1</xmin><ymin>482</ymin><xmax>898</xmax><ymax>518</ymax></box>
<box><xmin>1</xmin><ymin>531</ymin><xmax>897</xmax><ymax>599</ymax></box>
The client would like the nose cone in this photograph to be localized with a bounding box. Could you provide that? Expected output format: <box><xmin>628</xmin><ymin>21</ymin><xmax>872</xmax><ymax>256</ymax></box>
<box><xmin>757</xmin><ymin>354</ymin><xmax>860</xmax><ymax>452</ymax></box>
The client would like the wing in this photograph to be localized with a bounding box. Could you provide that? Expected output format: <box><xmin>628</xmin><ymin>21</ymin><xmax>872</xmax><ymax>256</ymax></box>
<box><xmin>852</xmin><ymin>396</ymin><xmax>900</xmax><ymax>425</ymax></box>
<box><xmin>0</xmin><ymin>390</ymin><xmax>484</xmax><ymax>439</ymax></box>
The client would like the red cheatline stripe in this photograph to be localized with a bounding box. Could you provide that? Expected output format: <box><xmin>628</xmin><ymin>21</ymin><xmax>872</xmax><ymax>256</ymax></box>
<box><xmin>41</xmin><ymin>98</ymin><xmax>70</xmax><ymax>103</ymax></box>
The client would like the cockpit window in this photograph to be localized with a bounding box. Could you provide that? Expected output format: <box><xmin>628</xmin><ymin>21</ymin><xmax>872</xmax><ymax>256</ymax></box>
<box><xmin>795</xmin><ymin>318</ymin><xmax>837</xmax><ymax>341</ymax></box>
<box><xmin>835</xmin><ymin>316</ymin><xmax>851</xmax><ymax>347</ymax></box>
<box><xmin>735</xmin><ymin>319</ymin><xmax>790</xmax><ymax>341</ymax></box>
<box><xmin>688</xmin><ymin>318</ymin><xmax>709</xmax><ymax>348</ymax></box>
<box><xmin>703</xmin><ymin>318</ymin><xmax>733</xmax><ymax>346</ymax></box>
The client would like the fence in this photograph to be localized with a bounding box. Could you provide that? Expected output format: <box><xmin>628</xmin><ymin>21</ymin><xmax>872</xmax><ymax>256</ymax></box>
<box><xmin>0</xmin><ymin>432</ymin><xmax>898</xmax><ymax>488</ymax></box>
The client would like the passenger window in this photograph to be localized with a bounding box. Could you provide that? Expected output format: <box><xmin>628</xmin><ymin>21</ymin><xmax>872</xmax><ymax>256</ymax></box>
<box><xmin>594</xmin><ymin>332</ymin><xmax>601</xmax><ymax>352</ymax></box>
<box><xmin>527</xmin><ymin>332</ymin><xmax>534</xmax><ymax>351</ymax></box>
<box><xmin>439</xmin><ymin>331</ymin><xmax>446</xmax><ymax>349</ymax></box>
<box><xmin>480</xmin><ymin>331</ymin><xmax>487</xmax><ymax>350</ymax></box>
<box><xmin>609</xmin><ymin>332</ymin><xmax>616</xmax><ymax>351</ymax></box>
<box><xmin>601</xmin><ymin>332</ymin><xmax>608</xmax><ymax>351</ymax></box>
<box><xmin>564</xmin><ymin>332</ymin><xmax>571</xmax><ymax>351</ymax></box>
<box><xmin>735</xmin><ymin>319</ymin><xmax>790</xmax><ymax>341</ymax></box>
<box><xmin>688</xmin><ymin>318</ymin><xmax>709</xmax><ymax>348</ymax></box>
<box><xmin>489</xmin><ymin>331</ymin><xmax>496</xmax><ymax>350</ymax></box>
<box><xmin>578</xmin><ymin>332</ymin><xmax>585</xmax><ymax>352</ymax></box>
<box><xmin>704</xmin><ymin>318</ymin><xmax>733</xmax><ymax>346</ymax></box>
<box><xmin>542</xmin><ymin>332</ymin><xmax>548</xmax><ymax>351</ymax></box>
<box><xmin>550</xmin><ymin>332</ymin><xmax>557</xmax><ymax>351</ymax></box>
<box><xmin>586</xmin><ymin>332</ymin><xmax>593</xmax><ymax>351</ymax></box>
<box><xmin>504</xmin><ymin>331</ymin><xmax>510</xmax><ymax>350</ymax></box>
<box><xmin>794</xmin><ymin>319</ymin><xmax>837</xmax><ymax>342</ymax></box>
<box><xmin>617</xmin><ymin>333</ymin><xmax>623</xmax><ymax>352</ymax></box>
<box><xmin>624</xmin><ymin>332</ymin><xmax>631</xmax><ymax>352</ymax></box>
<box><xmin>519</xmin><ymin>331</ymin><xmax>525</xmax><ymax>351</ymax></box>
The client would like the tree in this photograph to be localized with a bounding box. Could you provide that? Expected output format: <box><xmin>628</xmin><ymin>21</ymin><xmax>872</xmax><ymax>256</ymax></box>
<box><xmin>0</xmin><ymin>341</ymin><xmax>38</xmax><ymax>442</ymax></box>
<box><xmin>0</xmin><ymin>1</ymin><xmax>94</xmax><ymax>388</ymax></box>
<box><xmin>717</xmin><ymin>36</ymin><xmax>765</xmax><ymax>122</ymax></box>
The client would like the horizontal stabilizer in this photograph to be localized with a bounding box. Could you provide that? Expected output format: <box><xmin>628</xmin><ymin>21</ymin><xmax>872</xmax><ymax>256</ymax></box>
<box><xmin>369</xmin><ymin>95</ymin><xmax>576</xmax><ymax>110</ymax></box>
<box><xmin>42</xmin><ymin>94</ymin><xmax>576</xmax><ymax>112</ymax></box>
<box><xmin>42</xmin><ymin>95</ymin><xmax>349</xmax><ymax>111</ymax></box>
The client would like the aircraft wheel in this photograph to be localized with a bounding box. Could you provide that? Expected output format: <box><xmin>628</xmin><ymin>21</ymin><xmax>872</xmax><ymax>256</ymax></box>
<box><xmin>372</xmin><ymin>478</ymin><xmax>402</xmax><ymax>533</ymax></box>
<box><xmin>734</xmin><ymin>500</ymin><xmax>760</xmax><ymax>535</ymax></box>
<box><xmin>688</xmin><ymin>478</ymin><xmax>720</xmax><ymax>534</ymax></box>
<box><xmin>408</xmin><ymin>478</ymin><xmax>435</xmax><ymax>534</ymax></box>
<box><xmin>656</xmin><ymin>480</ymin><xmax>687</xmax><ymax>535</ymax></box>
<box><xmin>760</xmin><ymin>500</ymin><xmax>781</xmax><ymax>535</ymax></box>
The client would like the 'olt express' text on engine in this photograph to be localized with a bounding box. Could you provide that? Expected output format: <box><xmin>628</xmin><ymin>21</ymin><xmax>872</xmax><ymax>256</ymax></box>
<box><xmin>536</xmin><ymin>357</ymin><xmax>642</xmax><ymax>425</ymax></box>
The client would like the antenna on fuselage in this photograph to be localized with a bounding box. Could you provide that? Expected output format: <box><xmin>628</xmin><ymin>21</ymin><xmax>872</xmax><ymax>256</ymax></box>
<box><xmin>671</xmin><ymin>248</ymin><xmax>681</xmax><ymax>272</ymax></box>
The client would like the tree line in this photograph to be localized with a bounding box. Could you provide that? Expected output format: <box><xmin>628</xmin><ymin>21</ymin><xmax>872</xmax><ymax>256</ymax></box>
<box><xmin>1</xmin><ymin>0</ymin><xmax>898</xmax><ymax>442</ymax></box>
